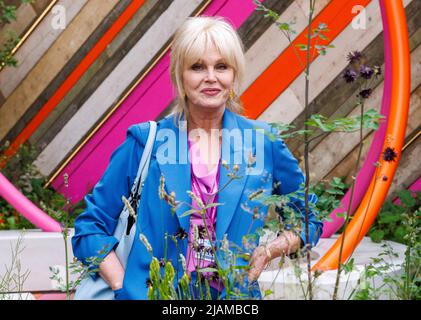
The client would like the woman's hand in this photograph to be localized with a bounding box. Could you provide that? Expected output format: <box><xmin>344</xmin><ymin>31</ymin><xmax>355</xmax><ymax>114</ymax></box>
<box><xmin>99</xmin><ymin>250</ymin><xmax>125</xmax><ymax>291</ymax></box>
<box><xmin>248</xmin><ymin>231</ymin><xmax>302</xmax><ymax>282</ymax></box>
<box><xmin>248</xmin><ymin>245</ymin><xmax>271</xmax><ymax>282</ymax></box>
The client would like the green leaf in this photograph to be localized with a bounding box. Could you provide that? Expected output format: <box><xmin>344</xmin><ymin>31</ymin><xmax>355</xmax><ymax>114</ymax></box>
<box><xmin>296</xmin><ymin>44</ymin><xmax>309</xmax><ymax>51</ymax></box>
<box><xmin>397</xmin><ymin>190</ymin><xmax>416</xmax><ymax>208</ymax></box>
<box><xmin>370</xmin><ymin>229</ymin><xmax>385</xmax><ymax>243</ymax></box>
<box><xmin>264</xmin><ymin>289</ymin><xmax>273</xmax><ymax>297</ymax></box>
<box><xmin>318</xmin><ymin>33</ymin><xmax>329</xmax><ymax>41</ymax></box>
<box><xmin>204</xmin><ymin>202</ymin><xmax>223</xmax><ymax>209</ymax></box>
<box><xmin>179</xmin><ymin>209</ymin><xmax>199</xmax><ymax>217</ymax></box>
<box><xmin>378</xmin><ymin>212</ymin><xmax>400</xmax><ymax>224</ymax></box>
<box><xmin>197</xmin><ymin>267</ymin><xmax>218</xmax><ymax>273</ymax></box>
<box><xmin>392</xmin><ymin>226</ymin><xmax>407</xmax><ymax>242</ymax></box>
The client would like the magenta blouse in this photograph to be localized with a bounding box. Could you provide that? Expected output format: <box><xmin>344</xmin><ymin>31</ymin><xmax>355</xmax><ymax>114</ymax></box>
<box><xmin>186</xmin><ymin>137</ymin><xmax>223</xmax><ymax>290</ymax></box>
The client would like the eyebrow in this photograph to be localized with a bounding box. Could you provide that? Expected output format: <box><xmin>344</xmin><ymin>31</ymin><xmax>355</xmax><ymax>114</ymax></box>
<box><xmin>194</xmin><ymin>58</ymin><xmax>227</xmax><ymax>64</ymax></box>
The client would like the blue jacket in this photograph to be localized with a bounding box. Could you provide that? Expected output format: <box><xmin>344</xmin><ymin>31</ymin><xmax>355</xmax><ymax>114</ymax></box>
<box><xmin>71</xmin><ymin>108</ymin><xmax>322</xmax><ymax>300</ymax></box>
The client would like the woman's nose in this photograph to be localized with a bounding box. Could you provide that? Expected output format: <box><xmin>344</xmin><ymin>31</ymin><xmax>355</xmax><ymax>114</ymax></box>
<box><xmin>205</xmin><ymin>67</ymin><xmax>217</xmax><ymax>82</ymax></box>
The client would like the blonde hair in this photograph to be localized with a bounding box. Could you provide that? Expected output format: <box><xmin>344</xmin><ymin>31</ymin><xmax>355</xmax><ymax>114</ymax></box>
<box><xmin>169</xmin><ymin>16</ymin><xmax>246</xmax><ymax>126</ymax></box>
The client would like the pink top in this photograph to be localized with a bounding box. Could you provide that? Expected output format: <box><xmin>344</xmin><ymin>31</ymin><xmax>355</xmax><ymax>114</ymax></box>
<box><xmin>186</xmin><ymin>137</ymin><xmax>223</xmax><ymax>290</ymax></box>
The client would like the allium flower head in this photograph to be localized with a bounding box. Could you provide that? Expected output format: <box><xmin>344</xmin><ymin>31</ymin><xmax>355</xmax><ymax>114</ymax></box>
<box><xmin>174</xmin><ymin>227</ymin><xmax>188</xmax><ymax>240</ymax></box>
<box><xmin>347</xmin><ymin>50</ymin><xmax>363</xmax><ymax>64</ymax></box>
<box><xmin>358</xmin><ymin>88</ymin><xmax>372</xmax><ymax>99</ymax></box>
<box><xmin>197</xmin><ymin>225</ymin><xmax>207</xmax><ymax>239</ymax></box>
<box><xmin>159</xmin><ymin>258</ymin><xmax>166</xmax><ymax>268</ymax></box>
<box><xmin>145</xmin><ymin>278</ymin><xmax>153</xmax><ymax>288</ymax></box>
<box><xmin>343</xmin><ymin>69</ymin><xmax>358</xmax><ymax>83</ymax></box>
<box><xmin>382</xmin><ymin>147</ymin><xmax>398</xmax><ymax>162</ymax></box>
<box><xmin>360</xmin><ymin>65</ymin><xmax>374</xmax><ymax>79</ymax></box>
<box><xmin>373</xmin><ymin>65</ymin><xmax>382</xmax><ymax>77</ymax></box>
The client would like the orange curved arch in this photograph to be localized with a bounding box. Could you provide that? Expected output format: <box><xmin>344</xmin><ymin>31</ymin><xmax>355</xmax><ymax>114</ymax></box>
<box><xmin>312</xmin><ymin>0</ymin><xmax>411</xmax><ymax>271</ymax></box>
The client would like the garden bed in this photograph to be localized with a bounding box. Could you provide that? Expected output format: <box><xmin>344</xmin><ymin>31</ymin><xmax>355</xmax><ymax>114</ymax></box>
<box><xmin>0</xmin><ymin>229</ymin><xmax>406</xmax><ymax>300</ymax></box>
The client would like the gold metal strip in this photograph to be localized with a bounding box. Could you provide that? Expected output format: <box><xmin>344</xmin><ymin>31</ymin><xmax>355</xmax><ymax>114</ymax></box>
<box><xmin>0</xmin><ymin>0</ymin><xmax>59</xmax><ymax>71</ymax></box>
<box><xmin>44</xmin><ymin>0</ymin><xmax>212</xmax><ymax>188</ymax></box>
<box><xmin>402</xmin><ymin>129</ymin><xmax>420</xmax><ymax>152</ymax></box>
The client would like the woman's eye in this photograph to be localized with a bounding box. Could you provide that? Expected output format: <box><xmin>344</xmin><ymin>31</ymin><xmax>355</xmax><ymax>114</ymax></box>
<box><xmin>191</xmin><ymin>64</ymin><xmax>203</xmax><ymax>71</ymax></box>
<box><xmin>216</xmin><ymin>64</ymin><xmax>228</xmax><ymax>70</ymax></box>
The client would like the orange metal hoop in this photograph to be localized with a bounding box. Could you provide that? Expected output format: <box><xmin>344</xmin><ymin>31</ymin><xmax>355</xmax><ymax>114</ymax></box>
<box><xmin>312</xmin><ymin>0</ymin><xmax>411</xmax><ymax>271</ymax></box>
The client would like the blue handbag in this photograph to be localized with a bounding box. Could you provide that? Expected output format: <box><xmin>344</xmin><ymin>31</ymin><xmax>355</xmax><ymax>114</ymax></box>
<box><xmin>73</xmin><ymin>121</ymin><xmax>157</xmax><ymax>300</ymax></box>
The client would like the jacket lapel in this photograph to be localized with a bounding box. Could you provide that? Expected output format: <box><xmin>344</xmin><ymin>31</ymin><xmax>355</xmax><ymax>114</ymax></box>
<box><xmin>156</xmin><ymin>115</ymin><xmax>191</xmax><ymax>233</ymax></box>
<box><xmin>216</xmin><ymin>109</ymin><xmax>249</xmax><ymax>240</ymax></box>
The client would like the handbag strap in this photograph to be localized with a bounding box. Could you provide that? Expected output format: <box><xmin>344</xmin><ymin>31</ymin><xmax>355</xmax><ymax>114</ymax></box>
<box><xmin>130</xmin><ymin>121</ymin><xmax>157</xmax><ymax>199</ymax></box>
<box><xmin>125</xmin><ymin>121</ymin><xmax>157</xmax><ymax>237</ymax></box>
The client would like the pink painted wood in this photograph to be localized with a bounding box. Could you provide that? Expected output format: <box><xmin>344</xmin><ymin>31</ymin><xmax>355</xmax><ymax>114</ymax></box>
<box><xmin>51</xmin><ymin>0</ymin><xmax>260</xmax><ymax>203</ymax></box>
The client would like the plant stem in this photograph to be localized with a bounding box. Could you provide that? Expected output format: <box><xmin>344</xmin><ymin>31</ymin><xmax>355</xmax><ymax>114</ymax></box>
<box><xmin>303</xmin><ymin>0</ymin><xmax>316</xmax><ymax>300</ymax></box>
<box><xmin>63</xmin><ymin>227</ymin><xmax>70</xmax><ymax>299</ymax></box>
<box><xmin>332</xmin><ymin>99</ymin><xmax>365</xmax><ymax>300</ymax></box>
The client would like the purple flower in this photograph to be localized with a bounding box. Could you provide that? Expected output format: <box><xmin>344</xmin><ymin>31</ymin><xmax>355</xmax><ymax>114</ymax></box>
<box><xmin>195</xmin><ymin>243</ymin><xmax>205</xmax><ymax>253</ymax></box>
<box><xmin>347</xmin><ymin>50</ymin><xmax>363</xmax><ymax>64</ymax></box>
<box><xmin>382</xmin><ymin>147</ymin><xmax>398</xmax><ymax>162</ymax></box>
<box><xmin>373</xmin><ymin>65</ymin><xmax>382</xmax><ymax>77</ymax></box>
<box><xmin>158</xmin><ymin>258</ymin><xmax>172</xmax><ymax>268</ymax></box>
<box><xmin>360</xmin><ymin>65</ymin><xmax>374</xmax><ymax>79</ymax></box>
<box><xmin>145</xmin><ymin>278</ymin><xmax>153</xmax><ymax>288</ymax></box>
<box><xmin>343</xmin><ymin>69</ymin><xmax>358</xmax><ymax>83</ymax></box>
<box><xmin>197</xmin><ymin>225</ymin><xmax>207</xmax><ymax>239</ymax></box>
<box><xmin>174</xmin><ymin>227</ymin><xmax>188</xmax><ymax>240</ymax></box>
<box><xmin>359</xmin><ymin>88</ymin><xmax>372</xmax><ymax>99</ymax></box>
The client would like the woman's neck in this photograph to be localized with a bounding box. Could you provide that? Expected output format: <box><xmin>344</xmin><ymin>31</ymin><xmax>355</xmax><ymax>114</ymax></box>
<box><xmin>187</xmin><ymin>105</ymin><xmax>224</xmax><ymax>133</ymax></box>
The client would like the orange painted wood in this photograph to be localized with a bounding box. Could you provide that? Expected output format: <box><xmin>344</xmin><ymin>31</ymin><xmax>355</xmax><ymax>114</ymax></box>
<box><xmin>241</xmin><ymin>0</ymin><xmax>372</xmax><ymax>119</ymax></box>
<box><xmin>0</xmin><ymin>0</ymin><xmax>145</xmax><ymax>168</ymax></box>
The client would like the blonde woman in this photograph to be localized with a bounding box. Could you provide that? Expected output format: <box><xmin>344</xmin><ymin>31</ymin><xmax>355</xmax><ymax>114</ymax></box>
<box><xmin>72</xmin><ymin>16</ymin><xmax>322</xmax><ymax>300</ymax></box>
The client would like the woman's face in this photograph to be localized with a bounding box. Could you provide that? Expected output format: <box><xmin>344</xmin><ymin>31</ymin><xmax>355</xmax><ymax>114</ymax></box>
<box><xmin>182</xmin><ymin>43</ymin><xmax>234</xmax><ymax>113</ymax></box>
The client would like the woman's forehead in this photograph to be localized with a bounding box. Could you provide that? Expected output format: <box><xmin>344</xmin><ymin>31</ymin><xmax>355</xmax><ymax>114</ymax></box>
<box><xmin>184</xmin><ymin>42</ymin><xmax>232</xmax><ymax>66</ymax></box>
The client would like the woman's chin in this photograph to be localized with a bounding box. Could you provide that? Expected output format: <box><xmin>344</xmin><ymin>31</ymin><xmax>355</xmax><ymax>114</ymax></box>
<box><xmin>192</xmin><ymin>102</ymin><xmax>227</xmax><ymax>111</ymax></box>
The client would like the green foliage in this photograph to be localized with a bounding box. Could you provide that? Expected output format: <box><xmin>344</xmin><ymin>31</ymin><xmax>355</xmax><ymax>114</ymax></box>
<box><xmin>0</xmin><ymin>0</ymin><xmax>34</xmax><ymax>67</ymax></box>
<box><xmin>351</xmin><ymin>242</ymin><xmax>421</xmax><ymax>300</ymax></box>
<box><xmin>0</xmin><ymin>143</ymin><xmax>84</xmax><ymax>230</ymax></box>
<box><xmin>369</xmin><ymin>190</ymin><xmax>421</xmax><ymax>244</ymax></box>
<box><xmin>310</xmin><ymin>177</ymin><xmax>349</xmax><ymax>222</ymax></box>
<box><xmin>0</xmin><ymin>231</ymin><xmax>30</xmax><ymax>299</ymax></box>
<box><xmin>49</xmin><ymin>246</ymin><xmax>108</xmax><ymax>299</ymax></box>
<box><xmin>305</xmin><ymin>109</ymin><xmax>384</xmax><ymax>133</ymax></box>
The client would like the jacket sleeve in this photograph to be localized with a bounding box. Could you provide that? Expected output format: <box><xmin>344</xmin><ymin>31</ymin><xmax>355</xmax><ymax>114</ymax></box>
<box><xmin>71</xmin><ymin>125</ymin><xmax>145</xmax><ymax>279</ymax></box>
<box><xmin>271</xmin><ymin>129</ymin><xmax>323</xmax><ymax>248</ymax></box>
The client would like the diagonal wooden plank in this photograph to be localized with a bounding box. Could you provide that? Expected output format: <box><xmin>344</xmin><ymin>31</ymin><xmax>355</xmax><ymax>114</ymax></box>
<box><xmin>325</xmin><ymin>85</ymin><xmax>420</xmax><ymax>194</ymax></box>
<box><xmin>0</xmin><ymin>0</ymin><xmax>146</xmax><ymax>166</ymax></box>
<box><xmin>40</xmin><ymin>0</ymin><xmax>261</xmax><ymax>202</ymax></box>
<box><xmin>29</xmin><ymin>0</ymin><xmax>163</xmax><ymax>148</ymax></box>
<box><xmin>41</xmin><ymin>0</ymin><xmax>331</xmax><ymax>185</ymax></box>
<box><xmin>242</xmin><ymin>0</ymin><xmax>372</xmax><ymax>119</ymax></box>
<box><xmin>308</xmin><ymin>42</ymin><xmax>421</xmax><ymax>183</ymax></box>
<box><xmin>33</xmin><ymin>0</ymin><xmax>208</xmax><ymax>179</ymax></box>
<box><xmin>0</xmin><ymin>0</ymin><xmax>87</xmax><ymax>98</ymax></box>
<box><xmin>287</xmin><ymin>0</ymin><xmax>420</xmax><ymax>155</ymax></box>
<box><xmin>0</xmin><ymin>0</ymin><xmax>120</xmax><ymax>142</ymax></box>
<box><xmin>1</xmin><ymin>0</ymin><xmax>155</xmax><ymax>148</ymax></box>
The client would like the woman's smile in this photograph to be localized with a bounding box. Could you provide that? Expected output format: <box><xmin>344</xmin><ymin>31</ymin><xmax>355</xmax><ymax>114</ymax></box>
<box><xmin>201</xmin><ymin>88</ymin><xmax>222</xmax><ymax>96</ymax></box>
